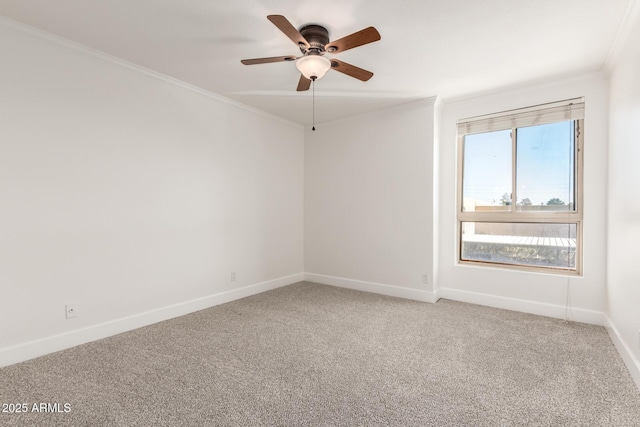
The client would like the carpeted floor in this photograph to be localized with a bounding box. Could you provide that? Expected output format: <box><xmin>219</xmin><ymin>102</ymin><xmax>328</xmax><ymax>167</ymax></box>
<box><xmin>1</xmin><ymin>282</ymin><xmax>639</xmax><ymax>426</ymax></box>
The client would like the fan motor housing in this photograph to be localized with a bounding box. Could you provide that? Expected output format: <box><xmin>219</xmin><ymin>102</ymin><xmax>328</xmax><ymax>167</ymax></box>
<box><xmin>299</xmin><ymin>24</ymin><xmax>329</xmax><ymax>53</ymax></box>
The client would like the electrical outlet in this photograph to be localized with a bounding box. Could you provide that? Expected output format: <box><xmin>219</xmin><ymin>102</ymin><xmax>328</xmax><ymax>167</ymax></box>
<box><xmin>421</xmin><ymin>273</ymin><xmax>429</xmax><ymax>285</ymax></box>
<box><xmin>231</xmin><ymin>271</ymin><xmax>237</xmax><ymax>282</ymax></box>
<box><xmin>65</xmin><ymin>304</ymin><xmax>78</xmax><ymax>319</ymax></box>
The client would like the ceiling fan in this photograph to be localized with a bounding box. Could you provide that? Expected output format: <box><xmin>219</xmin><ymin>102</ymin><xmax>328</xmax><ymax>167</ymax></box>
<box><xmin>241</xmin><ymin>15</ymin><xmax>381</xmax><ymax>91</ymax></box>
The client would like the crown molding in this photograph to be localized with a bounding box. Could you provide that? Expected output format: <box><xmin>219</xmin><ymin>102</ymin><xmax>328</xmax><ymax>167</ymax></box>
<box><xmin>604</xmin><ymin>0</ymin><xmax>640</xmax><ymax>73</ymax></box>
<box><xmin>0</xmin><ymin>15</ymin><xmax>302</xmax><ymax>130</ymax></box>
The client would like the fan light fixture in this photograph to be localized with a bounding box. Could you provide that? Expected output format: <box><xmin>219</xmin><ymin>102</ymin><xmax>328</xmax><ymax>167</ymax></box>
<box><xmin>241</xmin><ymin>15</ymin><xmax>381</xmax><ymax>131</ymax></box>
<box><xmin>296</xmin><ymin>55</ymin><xmax>331</xmax><ymax>80</ymax></box>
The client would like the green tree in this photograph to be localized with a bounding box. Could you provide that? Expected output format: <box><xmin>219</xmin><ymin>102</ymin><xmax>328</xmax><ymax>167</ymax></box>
<box><xmin>546</xmin><ymin>197</ymin><xmax>566</xmax><ymax>206</ymax></box>
<box><xmin>500</xmin><ymin>192</ymin><xmax>512</xmax><ymax>206</ymax></box>
<box><xmin>518</xmin><ymin>198</ymin><xmax>532</xmax><ymax>206</ymax></box>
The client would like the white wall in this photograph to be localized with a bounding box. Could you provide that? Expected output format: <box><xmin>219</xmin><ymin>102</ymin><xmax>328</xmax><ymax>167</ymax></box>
<box><xmin>438</xmin><ymin>73</ymin><xmax>609</xmax><ymax>324</ymax></box>
<box><xmin>0</xmin><ymin>20</ymin><xmax>304</xmax><ymax>366</ymax></box>
<box><xmin>3</xmin><ymin>11</ymin><xmax>636</xmax><ymax>384</ymax></box>
<box><xmin>606</xmin><ymin>7</ymin><xmax>640</xmax><ymax>387</ymax></box>
<box><xmin>304</xmin><ymin>99</ymin><xmax>438</xmax><ymax>302</ymax></box>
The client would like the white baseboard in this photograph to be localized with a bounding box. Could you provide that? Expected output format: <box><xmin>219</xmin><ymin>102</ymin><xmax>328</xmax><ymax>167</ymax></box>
<box><xmin>438</xmin><ymin>287</ymin><xmax>605</xmax><ymax>325</ymax></box>
<box><xmin>0</xmin><ymin>273</ymin><xmax>304</xmax><ymax>368</ymax></box>
<box><xmin>304</xmin><ymin>273</ymin><xmax>440</xmax><ymax>303</ymax></box>
<box><xmin>604</xmin><ymin>316</ymin><xmax>640</xmax><ymax>391</ymax></box>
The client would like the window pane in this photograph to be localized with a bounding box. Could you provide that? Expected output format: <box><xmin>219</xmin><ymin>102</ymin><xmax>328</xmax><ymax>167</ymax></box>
<box><xmin>516</xmin><ymin>121</ymin><xmax>575</xmax><ymax>211</ymax></box>
<box><xmin>461</xmin><ymin>222</ymin><xmax>577</xmax><ymax>269</ymax></box>
<box><xmin>462</xmin><ymin>129</ymin><xmax>512</xmax><ymax>212</ymax></box>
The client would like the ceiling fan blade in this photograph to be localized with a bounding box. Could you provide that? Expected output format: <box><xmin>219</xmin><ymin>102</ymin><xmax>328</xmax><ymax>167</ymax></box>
<box><xmin>330</xmin><ymin>59</ymin><xmax>374</xmax><ymax>81</ymax></box>
<box><xmin>325</xmin><ymin>27</ymin><xmax>381</xmax><ymax>54</ymax></box>
<box><xmin>241</xmin><ymin>55</ymin><xmax>297</xmax><ymax>65</ymax></box>
<box><xmin>267</xmin><ymin>15</ymin><xmax>310</xmax><ymax>49</ymax></box>
<box><xmin>297</xmin><ymin>75</ymin><xmax>311</xmax><ymax>91</ymax></box>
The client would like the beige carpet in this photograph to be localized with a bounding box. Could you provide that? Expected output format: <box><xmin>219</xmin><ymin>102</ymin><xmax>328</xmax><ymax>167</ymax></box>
<box><xmin>1</xmin><ymin>282</ymin><xmax>639</xmax><ymax>426</ymax></box>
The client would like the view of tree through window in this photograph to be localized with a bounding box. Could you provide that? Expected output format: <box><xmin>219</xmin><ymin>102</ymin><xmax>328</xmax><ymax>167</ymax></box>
<box><xmin>463</xmin><ymin>122</ymin><xmax>575</xmax><ymax>211</ymax></box>
<box><xmin>457</xmin><ymin>100</ymin><xmax>583</xmax><ymax>273</ymax></box>
<box><xmin>516</xmin><ymin>121</ymin><xmax>575</xmax><ymax>211</ymax></box>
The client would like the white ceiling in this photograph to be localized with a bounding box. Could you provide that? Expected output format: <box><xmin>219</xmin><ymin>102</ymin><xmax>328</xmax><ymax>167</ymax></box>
<box><xmin>0</xmin><ymin>0</ymin><xmax>632</xmax><ymax>125</ymax></box>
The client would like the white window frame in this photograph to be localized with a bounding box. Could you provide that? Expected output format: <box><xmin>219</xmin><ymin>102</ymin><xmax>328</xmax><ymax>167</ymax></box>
<box><xmin>456</xmin><ymin>98</ymin><xmax>584</xmax><ymax>275</ymax></box>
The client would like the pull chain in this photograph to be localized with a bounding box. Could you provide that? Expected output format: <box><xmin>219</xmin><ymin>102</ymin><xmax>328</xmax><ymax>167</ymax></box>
<box><xmin>312</xmin><ymin>77</ymin><xmax>316</xmax><ymax>131</ymax></box>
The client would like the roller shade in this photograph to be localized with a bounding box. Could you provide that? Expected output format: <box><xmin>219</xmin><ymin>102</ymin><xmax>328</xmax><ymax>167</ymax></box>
<box><xmin>457</xmin><ymin>98</ymin><xmax>584</xmax><ymax>135</ymax></box>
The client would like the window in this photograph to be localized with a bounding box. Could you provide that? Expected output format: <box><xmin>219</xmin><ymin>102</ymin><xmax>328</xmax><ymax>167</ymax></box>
<box><xmin>457</xmin><ymin>99</ymin><xmax>583</xmax><ymax>274</ymax></box>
